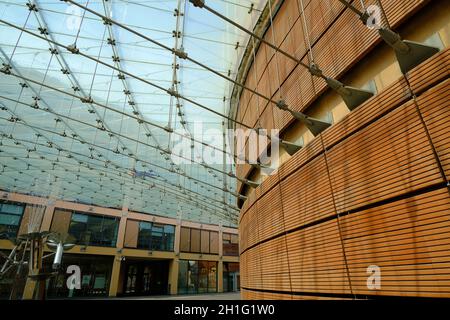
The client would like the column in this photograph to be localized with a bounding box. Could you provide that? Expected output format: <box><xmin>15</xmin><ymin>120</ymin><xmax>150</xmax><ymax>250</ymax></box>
<box><xmin>168</xmin><ymin>258</ymin><xmax>179</xmax><ymax>295</ymax></box>
<box><xmin>168</xmin><ymin>221</ymin><xmax>181</xmax><ymax>295</ymax></box>
<box><xmin>108</xmin><ymin>207</ymin><xmax>128</xmax><ymax>297</ymax></box>
<box><xmin>108</xmin><ymin>255</ymin><xmax>122</xmax><ymax>297</ymax></box>
<box><xmin>217</xmin><ymin>260</ymin><xmax>224</xmax><ymax>293</ymax></box>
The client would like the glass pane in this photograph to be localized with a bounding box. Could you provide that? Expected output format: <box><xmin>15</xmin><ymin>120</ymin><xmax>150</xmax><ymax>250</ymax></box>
<box><xmin>72</xmin><ymin>213</ymin><xmax>88</xmax><ymax>223</ymax></box>
<box><xmin>137</xmin><ymin>221</ymin><xmax>152</xmax><ymax>249</ymax></box>
<box><xmin>0</xmin><ymin>214</ymin><xmax>21</xmax><ymax>226</ymax></box>
<box><xmin>208</xmin><ymin>262</ymin><xmax>217</xmax><ymax>293</ymax></box>
<box><xmin>150</xmin><ymin>226</ymin><xmax>163</xmax><ymax>251</ymax></box>
<box><xmin>177</xmin><ymin>260</ymin><xmax>189</xmax><ymax>294</ymax></box>
<box><xmin>99</xmin><ymin>216</ymin><xmax>119</xmax><ymax>247</ymax></box>
<box><xmin>68</xmin><ymin>214</ymin><xmax>88</xmax><ymax>245</ymax></box>
<box><xmin>187</xmin><ymin>260</ymin><xmax>198</xmax><ymax>294</ymax></box>
<box><xmin>86</xmin><ymin>215</ymin><xmax>104</xmax><ymax>246</ymax></box>
<box><xmin>198</xmin><ymin>261</ymin><xmax>208</xmax><ymax>294</ymax></box>
<box><xmin>1</xmin><ymin>203</ymin><xmax>23</xmax><ymax>215</ymax></box>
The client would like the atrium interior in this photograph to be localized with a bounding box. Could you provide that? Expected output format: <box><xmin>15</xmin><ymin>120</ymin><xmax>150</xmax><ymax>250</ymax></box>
<box><xmin>0</xmin><ymin>0</ymin><xmax>449</xmax><ymax>300</ymax></box>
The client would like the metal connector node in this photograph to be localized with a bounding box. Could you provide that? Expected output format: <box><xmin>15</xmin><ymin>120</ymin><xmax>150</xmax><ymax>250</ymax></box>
<box><xmin>325</xmin><ymin>77</ymin><xmax>374</xmax><ymax>111</ymax></box>
<box><xmin>378</xmin><ymin>28</ymin><xmax>439</xmax><ymax>74</ymax></box>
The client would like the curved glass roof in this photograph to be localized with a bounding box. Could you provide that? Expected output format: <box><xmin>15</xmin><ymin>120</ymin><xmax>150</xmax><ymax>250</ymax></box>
<box><xmin>0</xmin><ymin>0</ymin><xmax>266</xmax><ymax>227</ymax></box>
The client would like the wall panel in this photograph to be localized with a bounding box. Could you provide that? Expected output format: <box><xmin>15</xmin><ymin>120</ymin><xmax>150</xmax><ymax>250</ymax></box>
<box><xmin>238</xmin><ymin>0</ymin><xmax>449</xmax><ymax>298</ymax></box>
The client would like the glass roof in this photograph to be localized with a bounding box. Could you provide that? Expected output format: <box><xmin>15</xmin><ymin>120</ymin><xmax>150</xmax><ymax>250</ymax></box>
<box><xmin>0</xmin><ymin>0</ymin><xmax>266</xmax><ymax>227</ymax></box>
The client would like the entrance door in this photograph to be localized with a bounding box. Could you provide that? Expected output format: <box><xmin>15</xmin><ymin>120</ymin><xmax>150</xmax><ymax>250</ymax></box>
<box><xmin>123</xmin><ymin>260</ymin><xmax>169</xmax><ymax>296</ymax></box>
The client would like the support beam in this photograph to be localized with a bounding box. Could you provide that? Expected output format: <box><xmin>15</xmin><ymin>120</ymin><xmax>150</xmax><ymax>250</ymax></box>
<box><xmin>108</xmin><ymin>255</ymin><xmax>122</xmax><ymax>297</ymax></box>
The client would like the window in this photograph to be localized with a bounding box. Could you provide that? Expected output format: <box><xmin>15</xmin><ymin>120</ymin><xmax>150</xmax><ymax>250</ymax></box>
<box><xmin>150</xmin><ymin>224</ymin><xmax>163</xmax><ymax>251</ymax></box>
<box><xmin>68</xmin><ymin>212</ymin><xmax>119</xmax><ymax>247</ymax></box>
<box><xmin>46</xmin><ymin>254</ymin><xmax>113</xmax><ymax>298</ymax></box>
<box><xmin>177</xmin><ymin>260</ymin><xmax>217</xmax><ymax>294</ymax></box>
<box><xmin>0</xmin><ymin>202</ymin><xmax>25</xmax><ymax>239</ymax></box>
<box><xmin>180</xmin><ymin>227</ymin><xmax>219</xmax><ymax>255</ymax></box>
<box><xmin>223</xmin><ymin>233</ymin><xmax>239</xmax><ymax>256</ymax></box>
<box><xmin>223</xmin><ymin>262</ymin><xmax>240</xmax><ymax>292</ymax></box>
<box><xmin>135</xmin><ymin>222</ymin><xmax>175</xmax><ymax>252</ymax></box>
<box><xmin>137</xmin><ymin>222</ymin><xmax>152</xmax><ymax>249</ymax></box>
<box><xmin>163</xmin><ymin>225</ymin><xmax>175</xmax><ymax>251</ymax></box>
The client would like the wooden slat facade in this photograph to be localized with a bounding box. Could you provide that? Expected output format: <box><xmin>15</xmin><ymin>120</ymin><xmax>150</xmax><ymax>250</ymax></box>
<box><xmin>238</xmin><ymin>0</ymin><xmax>449</xmax><ymax>299</ymax></box>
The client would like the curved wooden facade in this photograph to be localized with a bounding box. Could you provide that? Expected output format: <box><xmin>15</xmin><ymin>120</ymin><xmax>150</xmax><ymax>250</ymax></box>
<box><xmin>236</xmin><ymin>0</ymin><xmax>450</xmax><ymax>299</ymax></box>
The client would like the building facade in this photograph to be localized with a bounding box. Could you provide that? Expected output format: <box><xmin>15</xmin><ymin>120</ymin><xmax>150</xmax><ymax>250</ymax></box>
<box><xmin>0</xmin><ymin>190</ymin><xmax>239</xmax><ymax>299</ymax></box>
<box><xmin>235</xmin><ymin>0</ymin><xmax>450</xmax><ymax>299</ymax></box>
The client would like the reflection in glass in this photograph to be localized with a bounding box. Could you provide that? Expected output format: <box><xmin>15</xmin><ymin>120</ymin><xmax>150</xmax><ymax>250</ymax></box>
<box><xmin>136</xmin><ymin>222</ymin><xmax>175</xmax><ymax>251</ymax></box>
<box><xmin>68</xmin><ymin>212</ymin><xmax>119</xmax><ymax>247</ymax></box>
<box><xmin>177</xmin><ymin>260</ymin><xmax>217</xmax><ymax>294</ymax></box>
<box><xmin>0</xmin><ymin>202</ymin><xmax>25</xmax><ymax>239</ymax></box>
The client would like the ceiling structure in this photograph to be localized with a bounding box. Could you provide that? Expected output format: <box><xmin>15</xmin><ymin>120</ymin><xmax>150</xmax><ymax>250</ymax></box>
<box><xmin>0</xmin><ymin>0</ymin><xmax>266</xmax><ymax>227</ymax></box>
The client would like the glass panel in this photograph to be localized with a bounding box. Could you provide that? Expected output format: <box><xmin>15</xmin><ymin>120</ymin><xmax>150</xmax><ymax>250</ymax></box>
<box><xmin>198</xmin><ymin>261</ymin><xmax>208</xmax><ymax>293</ymax></box>
<box><xmin>86</xmin><ymin>215</ymin><xmax>104</xmax><ymax>246</ymax></box>
<box><xmin>0</xmin><ymin>214</ymin><xmax>21</xmax><ymax>226</ymax></box>
<box><xmin>72</xmin><ymin>213</ymin><xmax>88</xmax><ymax>223</ymax></box>
<box><xmin>137</xmin><ymin>221</ymin><xmax>152</xmax><ymax>250</ymax></box>
<box><xmin>0</xmin><ymin>0</ymin><xmax>263</xmax><ymax>229</ymax></box>
<box><xmin>177</xmin><ymin>260</ymin><xmax>189</xmax><ymax>294</ymax></box>
<box><xmin>68</xmin><ymin>212</ymin><xmax>119</xmax><ymax>247</ymax></box>
<box><xmin>68</xmin><ymin>214</ymin><xmax>88</xmax><ymax>244</ymax></box>
<box><xmin>150</xmin><ymin>224</ymin><xmax>163</xmax><ymax>251</ymax></box>
<box><xmin>163</xmin><ymin>225</ymin><xmax>175</xmax><ymax>251</ymax></box>
<box><xmin>187</xmin><ymin>260</ymin><xmax>198</xmax><ymax>294</ymax></box>
<box><xmin>223</xmin><ymin>262</ymin><xmax>240</xmax><ymax>292</ymax></box>
<box><xmin>0</xmin><ymin>202</ymin><xmax>24</xmax><ymax>239</ymax></box>
<box><xmin>46</xmin><ymin>254</ymin><xmax>113</xmax><ymax>298</ymax></box>
<box><xmin>208</xmin><ymin>261</ymin><xmax>217</xmax><ymax>293</ymax></box>
<box><xmin>1</xmin><ymin>204</ymin><xmax>23</xmax><ymax>215</ymax></box>
<box><xmin>97</xmin><ymin>215</ymin><xmax>119</xmax><ymax>247</ymax></box>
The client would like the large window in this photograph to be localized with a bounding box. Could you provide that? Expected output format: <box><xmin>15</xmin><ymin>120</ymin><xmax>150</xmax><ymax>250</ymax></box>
<box><xmin>180</xmin><ymin>227</ymin><xmax>219</xmax><ymax>254</ymax></box>
<box><xmin>46</xmin><ymin>254</ymin><xmax>113</xmax><ymax>298</ymax></box>
<box><xmin>223</xmin><ymin>233</ymin><xmax>239</xmax><ymax>256</ymax></box>
<box><xmin>223</xmin><ymin>262</ymin><xmax>240</xmax><ymax>292</ymax></box>
<box><xmin>68</xmin><ymin>212</ymin><xmax>119</xmax><ymax>247</ymax></box>
<box><xmin>177</xmin><ymin>260</ymin><xmax>217</xmax><ymax>294</ymax></box>
<box><xmin>133</xmin><ymin>221</ymin><xmax>175</xmax><ymax>252</ymax></box>
<box><xmin>0</xmin><ymin>202</ymin><xmax>25</xmax><ymax>239</ymax></box>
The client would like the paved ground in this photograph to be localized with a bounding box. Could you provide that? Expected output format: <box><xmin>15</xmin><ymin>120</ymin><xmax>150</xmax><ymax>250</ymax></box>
<box><xmin>113</xmin><ymin>292</ymin><xmax>241</xmax><ymax>300</ymax></box>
